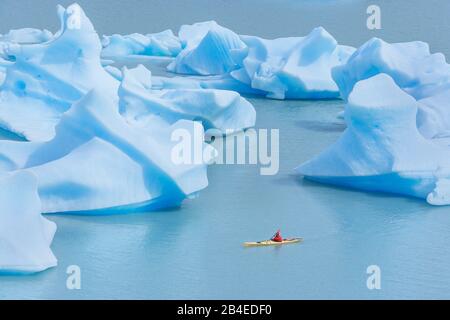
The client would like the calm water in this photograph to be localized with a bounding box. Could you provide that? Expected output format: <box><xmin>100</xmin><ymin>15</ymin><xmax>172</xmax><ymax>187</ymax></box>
<box><xmin>1</xmin><ymin>0</ymin><xmax>450</xmax><ymax>299</ymax></box>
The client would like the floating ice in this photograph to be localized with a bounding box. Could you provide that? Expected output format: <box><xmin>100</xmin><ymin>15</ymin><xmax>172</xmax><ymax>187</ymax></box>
<box><xmin>167</xmin><ymin>21</ymin><xmax>246</xmax><ymax>76</ymax></box>
<box><xmin>0</xmin><ymin>88</ymin><xmax>211</xmax><ymax>214</ymax></box>
<box><xmin>0</xmin><ymin>3</ymin><xmax>119</xmax><ymax>141</ymax></box>
<box><xmin>333</xmin><ymin>38</ymin><xmax>450</xmax><ymax>101</ymax></box>
<box><xmin>101</xmin><ymin>30</ymin><xmax>182</xmax><ymax>59</ymax></box>
<box><xmin>119</xmin><ymin>67</ymin><xmax>256</xmax><ymax>134</ymax></box>
<box><xmin>296</xmin><ymin>74</ymin><xmax>450</xmax><ymax>205</ymax></box>
<box><xmin>0</xmin><ymin>28</ymin><xmax>53</xmax><ymax>45</ymax></box>
<box><xmin>332</xmin><ymin>38</ymin><xmax>450</xmax><ymax>138</ymax></box>
<box><xmin>0</xmin><ymin>171</ymin><xmax>57</xmax><ymax>274</ymax></box>
<box><xmin>231</xmin><ymin>27</ymin><xmax>355</xmax><ymax>99</ymax></box>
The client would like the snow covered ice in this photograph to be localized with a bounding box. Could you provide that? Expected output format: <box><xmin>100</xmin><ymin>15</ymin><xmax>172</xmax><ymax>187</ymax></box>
<box><xmin>0</xmin><ymin>171</ymin><xmax>57</xmax><ymax>274</ymax></box>
<box><xmin>296</xmin><ymin>74</ymin><xmax>450</xmax><ymax>205</ymax></box>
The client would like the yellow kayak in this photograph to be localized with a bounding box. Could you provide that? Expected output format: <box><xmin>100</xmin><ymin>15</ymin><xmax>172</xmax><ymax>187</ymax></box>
<box><xmin>243</xmin><ymin>238</ymin><xmax>303</xmax><ymax>247</ymax></box>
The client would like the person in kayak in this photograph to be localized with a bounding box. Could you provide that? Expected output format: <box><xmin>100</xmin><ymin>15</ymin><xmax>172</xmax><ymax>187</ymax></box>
<box><xmin>271</xmin><ymin>229</ymin><xmax>283</xmax><ymax>242</ymax></box>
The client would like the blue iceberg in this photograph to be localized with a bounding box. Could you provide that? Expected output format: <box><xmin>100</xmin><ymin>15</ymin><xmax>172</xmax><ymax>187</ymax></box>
<box><xmin>119</xmin><ymin>67</ymin><xmax>256</xmax><ymax>134</ymax></box>
<box><xmin>0</xmin><ymin>28</ymin><xmax>53</xmax><ymax>45</ymax></box>
<box><xmin>333</xmin><ymin>38</ymin><xmax>450</xmax><ymax>138</ymax></box>
<box><xmin>167</xmin><ymin>21</ymin><xmax>246</xmax><ymax>76</ymax></box>
<box><xmin>296</xmin><ymin>74</ymin><xmax>450</xmax><ymax>205</ymax></box>
<box><xmin>0</xmin><ymin>3</ymin><xmax>119</xmax><ymax>141</ymax></box>
<box><xmin>0</xmin><ymin>171</ymin><xmax>57</xmax><ymax>274</ymax></box>
<box><xmin>101</xmin><ymin>30</ymin><xmax>182</xmax><ymax>59</ymax></box>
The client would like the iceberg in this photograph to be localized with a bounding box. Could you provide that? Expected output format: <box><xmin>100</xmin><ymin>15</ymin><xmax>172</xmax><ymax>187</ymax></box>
<box><xmin>0</xmin><ymin>3</ymin><xmax>119</xmax><ymax>141</ymax></box>
<box><xmin>231</xmin><ymin>27</ymin><xmax>355</xmax><ymax>99</ymax></box>
<box><xmin>101</xmin><ymin>30</ymin><xmax>182</xmax><ymax>59</ymax></box>
<box><xmin>119</xmin><ymin>67</ymin><xmax>256</xmax><ymax>134</ymax></box>
<box><xmin>296</xmin><ymin>74</ymin><xmax>450</xmax><ymax>205</ymax></box>
<box><xmin>332</xmin><ymin>38</ymin><xmax>450</xmax><ymax>101</ymax></box>
<box><xmin>0</xmin><ymin>171</ymin><xmax>57</xmax><ymax>274</ymax></box>
<box><xmin>167</xmin><ymin>21</ymin><xmax>246</xmax><ymax>76</ymax></box>
<box><xmin>0</xmin><ymin>88</ymin><xmax>211</xmax><ymax>214</ymax></box>
<box><xmin>332</xmin><ymin>38</ymin><xmax>450</xmax><ymax>138</ymax></box>
<box><xmin>0</xmin><ymin>28</ymin><xmax>53</xmax><ymax>45</ymax></box>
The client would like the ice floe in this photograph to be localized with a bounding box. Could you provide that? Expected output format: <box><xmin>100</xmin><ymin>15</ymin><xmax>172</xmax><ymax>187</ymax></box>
<box><xmin>0</xmin><ymin>3</ymin><xmax>119</xmax><ymax>141</ymax></box>
<box><xmin>167</xmin><ymin>21</ymin><xmax>246</xmax><ymax>76</ymax></box>
<box><xmin>0</xmin><ymin>171</ymin><xmax>57</xmax><ymax>274</ymax></box>
<box><xmin>101</xmin><ymin>30</ymin><xmax>182</xmax><ymax>59</ymax></box>
<box><xmin>296</xmin><ymin>74</ymin><xmax>450</xmax><ymax>205</ymax></box>
<box><xmin>332</xmin><ymin>38</ymin><xmax>450</xmax><ymax>138</ymax></box>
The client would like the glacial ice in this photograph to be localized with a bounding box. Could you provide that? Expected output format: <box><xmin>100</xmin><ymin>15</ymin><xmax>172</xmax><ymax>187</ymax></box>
<box><xmin>167</xmin><ymin>21</ymin><xmax>246</xmax><ymax>76</ymax></box>
<box><xmin>165</xmin><ymin>24</ymin><xmax>355</xmax><ymax>99</ymax></box>
<box><xmin>332</xmin><ymin>38</ymin><xmax>450</xmax><ymax>138</ymax></box>
<box><xmin>0</xmin><ymin>3</ymin><xmax>119</xmax><ymax>141</ymax></box>
<box><xmin>0</xmin><ymin>171</ymin><xmax>57</xmax><ymax>274</ymax></box>
<box><xmin>0</xmin><ymin>87</ymin><xmax>211</xmax><ymax>213</ymax></box>
<box><xmin>231</xmin><ymin>27</ymin><xmax>355</xmax><ymax>99</ymax></box>
<box><xmin>0</xmin><ymin>28</ymin><xmax>53</xmax><ymax>44</ymax></box>
<box><xmin>119</xmin><ymin>67</ymin><xmax>256</xmax><ymax>134</ymax></box>
<box><xmin>417</xmin><ymin>89</ymin><xmax>450</xmax><ymax>139</ymax></box>
<box><xmin>101</xmin><ymin>30</ymin><xmax>182</xmax><ymax>59</ymax></box>
<box><xmin>296</xmin><ymin>74</ymin><xmax>450</xmax><ymax>205</ymax></box>
<box><xmin>0</xmin><ymin>67</ymin><xmax>5</xmax><ymax>86</ymax></box>
<box><xmin>3</xmin><ymin>0</ymin><xmax>450</xmax><ymax>275</ymax></box>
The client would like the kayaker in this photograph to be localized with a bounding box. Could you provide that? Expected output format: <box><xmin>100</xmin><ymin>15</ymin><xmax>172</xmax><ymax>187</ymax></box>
<box><xmin>271</xmin><ymin>229</ymin><xmax>283</xmax><ymax>242</ymax></box>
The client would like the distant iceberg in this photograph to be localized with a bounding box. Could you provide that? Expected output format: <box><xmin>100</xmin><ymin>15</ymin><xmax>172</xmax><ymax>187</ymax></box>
<box><xmin>0</xmin><ymin>89</ymin><xmax>211</xmax><ymax>214</ymax></box>
<box><xmin>167</xmin><ymin>21</ymin><xmax>246</xmax><ymax>76</ymax></box>
<box><xmin>165</xmin><ymin>23</ymin><xmax>354</xmax><ymax>99</ymax></box>
<box><xmin>296</xmin><ymin>74</ymin><xmax>450</xmax><ymax>205</ymax></box>
<box><xmin>333</xmin><ymin>38</ymin><xmax>450</xmax><ymax>138</ymax></box>
<box><xmin>0</xmin><ymin>171</ymin><xmax>57</xmax><ymax>274</ymax></box>
<box><xmin>119</xmin><ymin>67</ymin><xmax>256</xmax><ymax>134</ymax></box>
<box><xmin>0</xmin><ymin>4</ymin><xmax>119</xmax><ymax>141</ymax></box>
<box><xmin>0</xmin><ymin>67</ymin><xmax>5</xmax><ymax>86</ymax></box>
<box><xmin>102</xmin><ymin>30</ymin><xmax>182</xmax><ymax>59</ymax></box>
<box><xmin>231</xmin><ymin>27</ymin><xmax>355</xmax><ymax>99</ymax></box>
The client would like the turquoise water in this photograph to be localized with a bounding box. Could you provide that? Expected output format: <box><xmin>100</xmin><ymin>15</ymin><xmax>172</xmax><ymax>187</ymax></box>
<box><xmin>1</xmin><ymin>0</ymin><xmax>450</xmax><ymax>299</ymax></box>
